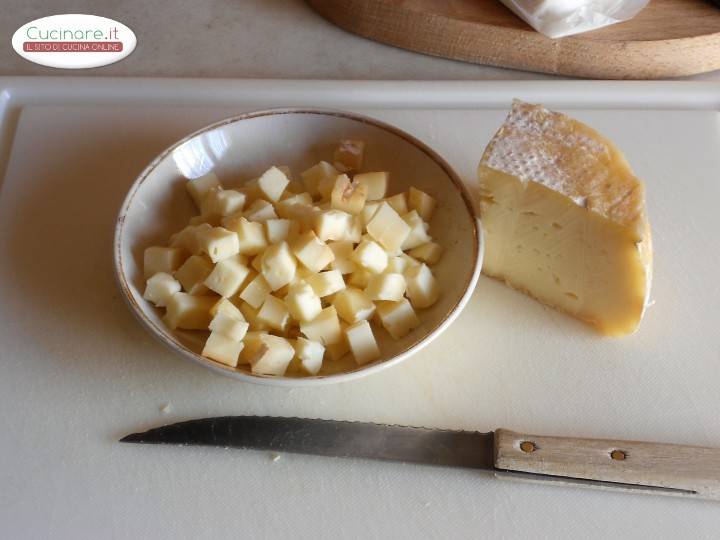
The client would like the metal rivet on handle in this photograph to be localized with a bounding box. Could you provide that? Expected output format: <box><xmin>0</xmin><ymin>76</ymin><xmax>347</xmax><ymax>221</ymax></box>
<box><xmin>520</xmin><ymin>441</ymin><xmax>536</xmax><ymax>453</ymax></box>
<box><xmin>610</xmin><ymin>449</ymin><xmax>627</xmax><ymax>461</ymax></box>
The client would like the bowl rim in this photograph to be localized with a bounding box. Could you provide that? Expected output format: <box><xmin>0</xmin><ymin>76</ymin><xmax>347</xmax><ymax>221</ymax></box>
<box><xmin>113</xmin><ymin>107</ymin><xmax>483</xmax><ymax>386</ymax></box>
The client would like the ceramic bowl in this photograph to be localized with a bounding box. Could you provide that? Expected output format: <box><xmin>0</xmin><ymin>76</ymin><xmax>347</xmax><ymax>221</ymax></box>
<box><xmin>114</xmin><ymin>108</ymin><xmax>482</xmax><ymax>385</ymax></box>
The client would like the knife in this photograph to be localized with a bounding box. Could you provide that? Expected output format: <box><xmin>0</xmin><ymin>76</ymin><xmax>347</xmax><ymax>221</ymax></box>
<box><xmin>120</xmin><ymin>416</ymin><xmax>720</xmax><ymax>500</ymax></box>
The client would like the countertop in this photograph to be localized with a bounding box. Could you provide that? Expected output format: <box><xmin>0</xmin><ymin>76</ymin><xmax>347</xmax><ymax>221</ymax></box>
<box><xmin>3</xmin><ymin>0</ymin><xmax>720</xmax><ymax>81</ymax></box>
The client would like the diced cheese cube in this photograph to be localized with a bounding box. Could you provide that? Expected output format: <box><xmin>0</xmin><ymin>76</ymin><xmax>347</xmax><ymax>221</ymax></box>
<box><xmin>328</xmin><ymin>241</ymin><xmax>357</xmax><ymax>274</ymax></box>
<box><xmin>265</xmin><ymin>219</ymin><xmax>292</xmax><ymax>243</ymax></box>
<box><xmin>239</xmin><ymin>273</ymin><xmax>272</xmax><ymax>308</ymax></box>
<box><xmin>314</xmin><ymin>209</ymin><xmax>354</xmax><ymax>242</ymax></box>
<box><xmin>186</xmin><ymin>173</ymin><xmax>222</xmax><ymax>209</ymax></box>
<box><xmin>332</xmin><ymin>287</ymin><xmax>375</xmax><ymax>324</ymax></box>
<box><xmin>209</xmin><ymin>312</ymin><xmax>249</xmax><ymax>341</ymax></box>
<box><xmin>383</xmin><ymin>193</ymin><xmax>408</xmax><ymax>215</ymax></box>
<box><xmin>170</xmin><ymin>224</ymin><xmax>212</xmax><ymax>255</ymax></box>
<box><xmin>306</xmin><ymin>270</ymin><xmax>346</xmax><ymax>297</ymax></box>
<box><xmin>351</xmin><ymin>240</ymin><xmax>388</xmax><ymax>274</ymax></box>
<box><xmin>408</xmin><ymin>187</ymin><xmax>436</xmax><ymax>221</ymax></box>
<box><xmin>365</xmin><ymin>273</ymin><xmax>406</xmax><ymax>301</ymax></box>
<box><xmin>301</xmin><ymin>161</ymin><xmax>338</xmax><ymax>198</ymax></box>
<box><xmin>276</xmin><ymin>202</ymin><xmax>317</xmax><ymax>232</ymax></box>
<box><xmin>201</xmin><ymin>188</ymin><xmax>246</xmax><ymax>218</ymax></box>
<box><xmin>348</xmin><ymin>268</ymin><xmax>372</xmax><ymax>289</ymax></box>
<box><xmin>317</xmin><ymin>176</ymin><xmax>336</xmax><ymax>201</ymax></box>
<box><xmin>243</xmin><ymin>199</ymin><xmax>278</xmax><ymax>222</ymax></box>
<box><xmin>143</xmin><ymin>272</ymin><xmax>181</xmax><ymax>307</ymax></box>
<box><xmin>408</xmin><ymin>242</ymin><xmax>443</xmax><ymax>265</ymax></box>
<box><xmin>257</xmin><ymin>166</ymin><xmax>290</xmax><ymax>202</ymax></box>
<box><xmin>366</xmin><ymin>203</ymin><xmax>411</xmax><ymax>254</ymax></box>
<box><xmin>294</xmin><ymin>265</ymin><xmax>315</xmax><ymax>282</ymax></box>
<box><xmin>237</xmin><ymin>181</ymin><xmax>263</xmax><ymax>206</ymax></box>
<box><xmin>333</xmin><ymin>140</ymin><xmax>365</xmax><ymax>172</ymax></box>
<box><xmin>257</xmin><ymin>295</ymin><xmax>290</xmax><ymax>333</ymax></box>
<box><xmin>223</xmin><ymin>216</ymin><xmax>267</xmax><ymax>255</ymax></box>
<box><xmin>376</xmin><ymin>298</ymin><xmax>420</xmax><ymax>340</ymax></box>
<box><xmin>240</xmin><ymin>302</ymin><xmax>270</xmax><ymax>331</ymax></box>
<box><xmin>202</xmin><ymin>331</ymin><xmax>244</xmax><ymax>367</ymax></box>
<box><xmin>240</xmin><ymin>331</ymin><xmax>268</xmax><ymax>364</ymax></box>
<box><xmin>346</xmin><ymin>216</ymin><xmax>363</xmax><ymax>243</ymax></box>
<box><xmin>175</xmin><ymin>255</ymin><xmax>213</xmax><ymax>294</ymax></box>
<box><xmin>385</xmin><ymin>256</ymin><xmax>408</xmax><ymax>274</ymax></box>
<box><xmin>290</xmin><ymin>230</ymin><xmax>335</xmax><ymax>273</ymax></box>
<box><xmin>354</xmin><ymin>172</ymin><xmax>388</xmax><ymax>201</ymax></box>
<box><xmin>143</xmin><ymin>246</ymin><xmax>185</xmax><ymax>279</ymax></box>
<box><xmin>249</xmin><ymin>334</ymin><xmax>295</xmax><ymax>376</ymax></box>
<box><xmin>210</xmin><ymin>297</ymin><xmax>245</xmax><ymax>320</ymax></box>
<box><xmin>204</xmin><ymin>254</ymin><xmax>251</xmax><ymax>297</ymax></box>
<box><xmin>284</xmin><ymin>281</ymin><xmax>322</xmax><ymax>322</ymax></box>
<box><xmin>260</xmin><ymin>241</ymin><xmax>297</xmax><ymax>291</ymax></box>
<box><xmin>401</xmin><ymin>210</ymin><xmax>432</xmax><ymax>250</ymax></box>
<box><xmin>197</xmin><ymin>227</ymin><xmax>240</xmax><ymax>263</ymax></box>
<box><xmin>330</xmin><ymin>174</ymin><xmax>367</xmax><ymax>215</ymax></box>
<box><xmin>164</xmin><ymin>293</ymin><xmax>215</xmax><ymax>330</ymax></box>
<box><xmin>361</xmin><ymin>201</ymin><xmax>381</xmax><ymax>227</ymax></box>
<box><xmin>346</xmin><ymin>320</ymin><xmax>381</xmax><ymax>366</ymax></box>
<box><xmin>325</xmin><ymin>324</ymin><xmax>350</xmax><ymax>361</ymax></box>
<box><xmin>300</xmin><ymin>306</ymin><xmax>342</xmax><ymax>346</ymax></box>
<box><xmin>279</xmin><ymin>192</ymin><xmax>313</xmax><ymax>206</ymax></box>
<box><xmin>294</xmin><ymin>337</ymin><xmax>325</xmax><ymax>375</ymax></box>
<box><xmin>405</xmin><ymin>263</ymin><xmax>439</xmax><ymax>309</ymax></box>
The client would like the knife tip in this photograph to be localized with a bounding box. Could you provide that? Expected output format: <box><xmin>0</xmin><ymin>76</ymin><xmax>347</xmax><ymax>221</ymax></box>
<box><xmin>119</xmin><ymin>432</ymin><xmax>143</xmax><ymax>443</ymax></box>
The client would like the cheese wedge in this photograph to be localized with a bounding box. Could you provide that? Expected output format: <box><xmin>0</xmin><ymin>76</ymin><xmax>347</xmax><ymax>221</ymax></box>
<box><xmin>476</xmin><ymin>100</ymin><xmax>652</xmax><ymax>336</ymax></box>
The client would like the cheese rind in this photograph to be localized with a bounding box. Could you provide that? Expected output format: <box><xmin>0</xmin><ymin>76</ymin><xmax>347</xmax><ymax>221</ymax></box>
<box><xmin>476</xmin><ymin>100</ymin><xmax>652</xmax><ymax>336</ymax></box>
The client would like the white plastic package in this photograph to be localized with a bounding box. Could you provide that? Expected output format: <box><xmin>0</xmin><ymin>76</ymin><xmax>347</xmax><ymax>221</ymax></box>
<box><xmin>500</xmin><ymin>0</ymin><xmax>650</xmax><ymax>39</ymax></box>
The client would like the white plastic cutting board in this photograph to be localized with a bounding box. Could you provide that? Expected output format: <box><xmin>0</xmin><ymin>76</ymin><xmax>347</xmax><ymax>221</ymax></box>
<box><xmin>0</xmin><ymin>78</ymin><xmax>719</xmax><ymax>539</ymax></box>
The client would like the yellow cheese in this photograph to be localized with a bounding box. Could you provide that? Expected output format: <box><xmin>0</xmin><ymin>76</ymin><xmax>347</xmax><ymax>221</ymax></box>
<box><xmin>476</xmin><ymin>100</ymin><xmax>652</xmax><ymax>336</ymax></box>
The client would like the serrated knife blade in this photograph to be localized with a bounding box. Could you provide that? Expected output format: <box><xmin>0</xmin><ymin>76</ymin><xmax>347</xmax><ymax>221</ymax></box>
<box><xmin>120</xmin><ymin>416</ymin><xmax>720</xmax><ymax>500</ymax></box>
<box><xmin>120</xmin><ymin>416</ymin><xmax>495</xmax><ymax>469</ymax></box>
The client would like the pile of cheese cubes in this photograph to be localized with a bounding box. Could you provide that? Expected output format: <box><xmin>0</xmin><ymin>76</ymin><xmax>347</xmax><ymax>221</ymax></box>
<box><xmin>142</xmin><ymin>140</ymin><xmax>443</xmax><ymax>377</ymax></box>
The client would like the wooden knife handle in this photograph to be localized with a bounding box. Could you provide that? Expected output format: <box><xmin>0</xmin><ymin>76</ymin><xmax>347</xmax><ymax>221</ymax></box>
<box><xmin>494</xmin><ymin>429</ymin><xmax>720</xmax><ymax>500</ymax></box>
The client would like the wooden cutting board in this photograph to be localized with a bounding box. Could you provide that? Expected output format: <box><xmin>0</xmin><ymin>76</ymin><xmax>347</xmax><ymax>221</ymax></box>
<box><xmin>306</xmin><ymin>0</ymin><xmax>720</xmax><ymax>79</ymax></box>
